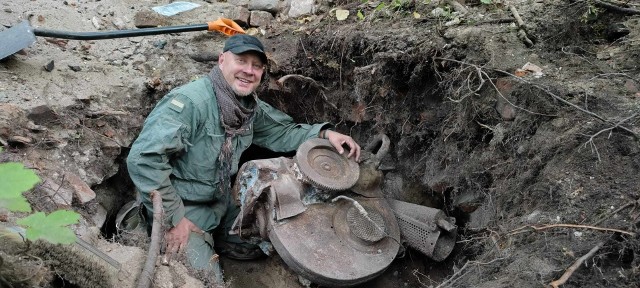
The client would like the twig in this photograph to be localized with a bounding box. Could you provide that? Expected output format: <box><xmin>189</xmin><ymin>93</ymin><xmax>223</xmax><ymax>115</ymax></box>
<box><xmin>594</xmin><ymin>0</ymin><xmax>640</xmax><ymax>14</ymax></box>
<box><xmin>435</xmin><ymin>258</ymin><xmax>505</xmax><ymax>288</ymax></box>
<box><xmin>492</xmin><ymin>69</ymin><xmax>639</xmax><ymax>140</ymax></box>
<box><xmin>592</xmin><ymin>199</ymin><xmax>638</xmax><ymax>226</ymax></box>
<box><xmin>137</xmin><ymin>190</ymin><xmax>163</xmax><ymax>288</ymax></box>
<box><xmin>507</xmin><ymin>223</ymin><xmax>635</xmax><ymax>236</ymax></box>
<box><xmin>582</xmin><ymin>113</ymin><xmax>638</xmax><ymax>161</ymax></box>
<box><xmin>548</xmin><ymin>241</ymin><xmax>605</xmax><ymax>288</ymax></box>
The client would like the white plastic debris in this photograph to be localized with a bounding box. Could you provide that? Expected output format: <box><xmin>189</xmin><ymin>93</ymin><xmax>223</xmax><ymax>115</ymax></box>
<box><xmin>152</xmin><ymin>2</ymin><xmax>200</xmax><ymax>17</ymax></box>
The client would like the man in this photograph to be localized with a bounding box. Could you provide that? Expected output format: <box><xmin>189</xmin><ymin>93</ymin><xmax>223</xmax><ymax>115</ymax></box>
<box><xmin>126</xmin><ymin>34</ymin><xmax>361</xmax><ymax>272</ymax></box>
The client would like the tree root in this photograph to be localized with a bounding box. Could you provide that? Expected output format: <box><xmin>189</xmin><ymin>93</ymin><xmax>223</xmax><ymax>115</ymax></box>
<box><xmin>594</xmin><ymin>0</ymin><xmax>640</xmax><ymax>15</ymax></box>
<box><xmin>548</xmin><ymin>241</ymin><xmax>605</xmax><ymax>288</ymax></box>
<box><xmin>137</xmin><ymin>190</ymin><xmax>163</xmax><ymax>288</ymax></box>
<box><xmin>509</xmin><ymin>5</ymin><xmax>534</xmax><ymax>47</ymax></box>
<box><xmin>507</xmin><ymin>223</ymin><xmax>635</xmax><ymax>237</ymax></box>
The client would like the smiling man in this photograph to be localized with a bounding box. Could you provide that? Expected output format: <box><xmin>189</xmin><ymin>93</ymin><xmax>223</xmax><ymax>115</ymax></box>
<box><xmin>126</xmin><ymin>34</ymin><xmax>360</xmax><ymax>276</ymax></box>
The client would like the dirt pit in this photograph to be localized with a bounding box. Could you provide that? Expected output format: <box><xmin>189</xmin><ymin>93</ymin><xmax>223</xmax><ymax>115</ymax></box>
<box><xmin>2</xmin><ymin>0</ymin><xmax>640</xmax><ymax>287</ymax></box>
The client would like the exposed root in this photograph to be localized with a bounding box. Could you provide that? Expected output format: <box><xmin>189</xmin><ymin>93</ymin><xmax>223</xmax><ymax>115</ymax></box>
<box><xmin>507</xmin><ymin>223</ymin><xmax>636</xmax><ymax>237</ymax></box>
<box><xmin>435</xmin><ymin>258</ymin><xmax>506</xmax><ymax>288</ymax></box>
<box><xmin>137</xmin><ymin>190</ymin><xmax>163</xmax><ymax>288</ymax></box>
<box><xmin>548</xmin><ymin>241</ymin><xmax>605</xmax><ymax>288</ymax></box>
<box><xmin>594</xmin><ymin>0</ymin><xmax>640</xmax><ymax>15</ymax></box>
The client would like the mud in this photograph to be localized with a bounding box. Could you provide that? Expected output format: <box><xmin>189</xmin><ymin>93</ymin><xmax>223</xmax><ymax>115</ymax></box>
<box><xmin>1</xmin><ymin>0</ymin><xmax>639</xmax><ymax>287</ymax></box>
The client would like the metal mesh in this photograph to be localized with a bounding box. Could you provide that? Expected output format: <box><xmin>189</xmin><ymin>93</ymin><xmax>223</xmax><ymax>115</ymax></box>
<box><xmin>346</xmin><ymin>206</ymin><xmax>386</xmax><ymax>243</ymax></box>
<box><xmin>394</xmin><ymin>214</ymin><xmax>438</xmax><ymax>256</ymax></box>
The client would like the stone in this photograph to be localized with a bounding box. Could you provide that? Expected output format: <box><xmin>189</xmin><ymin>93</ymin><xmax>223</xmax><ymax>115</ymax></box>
<box><xmin>248</xmin><ymin>0</ymin><xmax>279</xmax><ymax>13</ymax></box>
<box><xmin>91</xmin><ymin>204</ymin><xmax>108</xmax><ymax>228</ymax></box>
<box><xmin>467</xmin><ymin>202</ymin><xmax>494</xmax><ymax>230</ymax></box>
<box><xmin>68</xmin><ymin>65</ymin><xmax>82</xmax><ymax>72</ymax></box>
<box><xmin>28</xmin><ymin>105</ymin><xmax>58</xmax><ymax>125</ymax></box>
<box><xmin>43</xmin><ymin>60</ymin><xmax>55</xmax><ymax>72</ymax></box>
<box><xmin>250</xmin><ymin>10</ymin><xmax>274</xmax><ymax>27</ymax></box>
<box><xmin>65</xmin><ymin>172</ymin><xmax>97</xmax><ymax>204</ymax></box>
<box><xmin>624</xmin><ymin>79</ymin><xmax>638</xmax><ymax>93</ymax></box>
<box><xmin>226</xmin><ymin>6</ymin><xmax>250</xmax><ymax>26</ymax></box>
<box><xmin>41</xmin><ymin>177</ymin><xmax>74</xmax><ymax>207</ymax></box>
<box><xmin>289</xmin><ymin>0</ymin><xmax>315</xmax><ymax>18</ymax></box>
<box><xmin>134</xmin><ymin>10</ymin><xmax>169</xmax><ymax>28</ymax></box>
<box><xmin>227</xmin><ymin>0</ymin><xmax>250</xmax><ymax>6</ymax></box>
<box><xmin>112</xmin><ymin>17</ymin><xmax>127</xmax><ymax>30</ymax></box>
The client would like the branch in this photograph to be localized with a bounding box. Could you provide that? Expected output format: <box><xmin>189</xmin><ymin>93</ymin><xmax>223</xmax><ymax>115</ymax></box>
<box><xmin>507</xmin><ymin>223</ymin><xmax>635</xmax><ymax>236</ymax></box>
<box><xmin>137</xmin><ymin>190</ymin><xmax>163</xmax><ymax>288</ymax></box>
<box><xmin>509</xmin><ymin>5</ymin><xmax>534</xmax><ymax>47</ymax></box>
<box><xmin>548</xmin><ymin>241</ymin><xmax>605</xmax><ymax>288</ymax></box>
<box><xmin>594</xmin><ymin>0</ymin><xmax>640</xmax><ymax>15</ymax></box>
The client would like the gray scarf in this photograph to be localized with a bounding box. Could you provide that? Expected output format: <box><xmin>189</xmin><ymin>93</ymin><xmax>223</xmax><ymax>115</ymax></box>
<box><xmin>208</xmin><ymin>66</ymin><xmax>257</xmax><ymax>197</ymax></box>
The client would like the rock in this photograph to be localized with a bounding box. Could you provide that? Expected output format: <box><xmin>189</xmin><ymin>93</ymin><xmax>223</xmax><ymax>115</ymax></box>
<box><xmin>226</xmin><ymin>6</ymin><xmax>250</xmax><ymax>26</ymax></box>
<box><xmin>41</xmin><ymin>177</ymin><xmax>74</xmax><ymax>207</ymax></box>
<box><xmin>248</xmin><ymin>0</ymin><xmax>279</xmax><ymax>13</ymax></box>
<box><xmin>91</xmin><ymin>16</ymin><xmax>103</xmax><ymax>30</ymax></box>
<box><xmin>8</xmin><ymin>135</ymin><xmax>33</xmax><ymax>146</ymax></box>
<box><xmin>152</xmin><ymin>39</ymin><xmax>167</xmax><ymax>49</ymax></box>
<box><xmin>189</xmin><ymin>52</ymin><xmax>217</xmax><ymax>63</ymax></box>
<box><xmin>289</xmin><ymin>0</ymin><xmax>315</xmax><ymax>18</ymax></box>
<box><xmin>227</xmin><ymin>0</ymin><xmax>250</xmax><ymax>6</ymax></box>
<box><xmin>28</xmin><ymin>105</ymin><xmax>58</xmax><ymax>125</ymax></box>
<box><xmin>91</xmin><ymin>203</ymin><xmax>108</xmax><ymax>228</ymax></box>
<box><xmin>250</xmin><ymin>10</ymin><xmax>274</xmax><ymax>27</ymax></box>
<box><xmin>605</xmin><ymin>22</ymin><xmax>630</xmax><ymax>42</ymax></box>
<box><xmin>43</xmin><ymin>60</ymin><xmax>55</xmax><ymax>72</ymax></box>
<box><xmin>431</xmin><ymin>7</ymin><xmax>445</xmax><ymax>17</ymax></box>
<box><xmin>65</xmin><ymin>172</ymin><xmax>97</xmax><ymax>204</ymax></box>
<box><xmin>278</xmin><ymin>0</ymin><xmax>292</xmax><ymax>15</ymax></box>
<box><xmin>467</xmin><ymin>202</ymin><xmax>494</xmax><ymax>230</ymax></box>
<box><xmin>112</xmin><ymin>17</ymin><xmax>127</xmax><ymax>30</ymax></box>
<box><xmin>68</xmin><ymin>65</ymin><xmax>82</xmax><ymax>72</ymax></box>
<box><xmin>134</xmin><ymin>10</ymin><xmax>169</xmax><ymax>28</ymax></box>
<box><xmin>624</xmin><ymin>79</ymin><xmax>638</xmax><ymax>93</ymax></box>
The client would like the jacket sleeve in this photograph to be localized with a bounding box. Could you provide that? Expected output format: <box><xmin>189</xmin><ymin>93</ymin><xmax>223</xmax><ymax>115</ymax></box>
<box><xmin>252</xmin><ymin>101</ymin><xmax>331</xmax><ymax>152</ymax></box>
<box><xmin>126</xmin><ymin>93</ymin><xmax>196</xmax><ymax>227</ymax></box>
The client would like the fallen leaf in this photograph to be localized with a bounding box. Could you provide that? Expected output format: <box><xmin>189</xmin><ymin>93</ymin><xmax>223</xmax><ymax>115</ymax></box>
<box><xmin>336</xmin><ymin>9</ymin><xmax>349</xmax><ymax>21</ymax></box>
<box><xmin>413</xmin><ymin>12</ymin><xmax>421</xmax><ymax>19</ymax></box>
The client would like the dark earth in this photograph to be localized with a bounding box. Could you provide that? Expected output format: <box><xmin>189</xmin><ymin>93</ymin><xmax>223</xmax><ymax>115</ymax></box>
<box><xmin>1</xmin><ymin>0</ymin><xmax>640</xmax><ymax>287</ymax></box>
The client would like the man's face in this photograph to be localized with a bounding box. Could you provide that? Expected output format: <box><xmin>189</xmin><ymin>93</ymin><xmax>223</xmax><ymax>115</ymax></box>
<box><xmin>218</xmin><ymin>51</ymin><xmax>265</xmax><ymax>96</ymax></box>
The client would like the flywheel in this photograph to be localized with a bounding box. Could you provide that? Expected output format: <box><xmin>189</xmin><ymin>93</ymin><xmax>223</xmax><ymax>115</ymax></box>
<box><xmin>295</xmin><ymin>138</ymin><xmax>360</xmax><ymax>191</ymax></box>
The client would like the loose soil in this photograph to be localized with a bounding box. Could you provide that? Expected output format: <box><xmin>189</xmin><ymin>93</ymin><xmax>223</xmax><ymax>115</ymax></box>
<box><xmin>1</xmin><ymin>0</ymin><xmax>639</xmax><ymax>287</ymax></box>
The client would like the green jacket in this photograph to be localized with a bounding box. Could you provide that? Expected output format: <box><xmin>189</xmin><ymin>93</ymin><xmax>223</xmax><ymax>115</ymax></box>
<box><xmin>127</xmin><ymin>77</ymin><xmax>327</xmax><ymax>230</ymax></box>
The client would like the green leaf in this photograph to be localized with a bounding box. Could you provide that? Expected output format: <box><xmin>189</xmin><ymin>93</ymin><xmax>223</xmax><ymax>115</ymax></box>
<box><xmin>480</xmin><ymin>0</ymin><xmax>492</xmax><ymax>4</ymax></box>
<box><xmin>0</xmin><ymin>162</ymin><xmax>40</xmax><ymax>212</ymax></box>
<box><xmin>375</xmin><ymin>3</ymin><xmax>385</xmax><ymax>11</ymax></box>
<box><xmin>357</xmin><ymin>10</ymin><xmax>365</xmax><ymax>20</ymax></box>
<box><xmin>17</xmin><ymin>210</ymin><xmax>80</xmax><ymax>244</ymax></box>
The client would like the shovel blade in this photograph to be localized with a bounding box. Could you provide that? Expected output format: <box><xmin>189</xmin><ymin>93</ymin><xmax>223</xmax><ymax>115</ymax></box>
<box><xmin>0</xmin><ymin>21</ymin><xmax>36</xmax><ymax>60</ymax></box>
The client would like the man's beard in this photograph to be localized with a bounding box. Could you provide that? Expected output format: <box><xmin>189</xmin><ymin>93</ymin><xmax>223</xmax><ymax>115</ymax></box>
<box><xmin>233</xmin><ymin>87</ymin><xmax>254</xmax><ymax>97</ymax></box>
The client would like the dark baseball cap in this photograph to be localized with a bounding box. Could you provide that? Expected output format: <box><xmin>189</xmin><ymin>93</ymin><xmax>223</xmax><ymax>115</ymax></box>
<box><xmin>223</xmin><ymin>34</ymin><xmax>267</xmax><ymax>64</ymax></box>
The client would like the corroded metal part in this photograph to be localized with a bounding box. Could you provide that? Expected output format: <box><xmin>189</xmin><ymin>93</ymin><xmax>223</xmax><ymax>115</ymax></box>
<box><xmin>388</xmin><ymin>199</ymin><xmax>457</xmax><ymax>262</ymax></box>
<box><xmin>351</xmin><ymin>134</ymin><xmax>390</xmax><ymax>197</ymax></box>
<box><xmin>273</xmin><ymin>174</ymin><xmax>306</xmax><ymax>221</ymax></box>
<box><xmin>295</xmin><ymin>138</ymin><xmax>360</xmax><ymax>191</ymax></box>
<box><xmin>269</xmin><ymin>197</ymin><xmax>400</xmax><ymax>287</ymax></box>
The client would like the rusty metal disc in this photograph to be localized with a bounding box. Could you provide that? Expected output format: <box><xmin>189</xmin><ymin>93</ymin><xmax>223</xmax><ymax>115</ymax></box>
<box><xmin>295</xmin><ymin>138</ymin><xmax>359</xmax><ymax>191</ymax></box>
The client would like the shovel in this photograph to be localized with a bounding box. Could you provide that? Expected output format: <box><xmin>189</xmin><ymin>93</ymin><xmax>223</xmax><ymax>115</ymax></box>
<box><xmin>0</xmin><ymin>18</ymin><xmax>245</xmax><ymax>60</ymax></box>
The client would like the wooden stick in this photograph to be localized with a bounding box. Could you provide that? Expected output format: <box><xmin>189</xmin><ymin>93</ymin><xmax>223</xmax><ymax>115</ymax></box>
<box><xmin>508</xmin><ymin>223</ymin><xmax>635</xmax><ymax>236</ymax></box>
<box><xmin>549</xmin><ymin>241</ymin><xmax>604</xmax><ymax>288</ymax></box>
<box><xmin>137</xmin><ymin>190</ymin><xmax>163</xmax><ymax>288</ymax></box>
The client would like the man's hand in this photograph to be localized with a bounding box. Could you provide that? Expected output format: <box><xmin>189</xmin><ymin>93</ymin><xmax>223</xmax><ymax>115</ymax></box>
<box><xmin>324</xmin><ymin>130</ymin><xmax>361</xmax><ymax>162</ymax></box>
<box><xmin>164</xmin><ymin>217</ymin><xmax>203</xmax><ymax>260</ymax></box>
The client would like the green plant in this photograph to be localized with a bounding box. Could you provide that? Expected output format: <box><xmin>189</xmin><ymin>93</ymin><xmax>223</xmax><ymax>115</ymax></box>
<box><xmin>0</xmin><ymin>147</ymin><xmax>80</xmax><ymax>244</ymax></box>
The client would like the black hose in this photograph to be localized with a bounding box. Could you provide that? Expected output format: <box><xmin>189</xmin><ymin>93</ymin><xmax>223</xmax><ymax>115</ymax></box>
<box><xmin>33</xmin><ymin>24</ymin><xmax>210</xmax><ymax>40</ymax></box>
